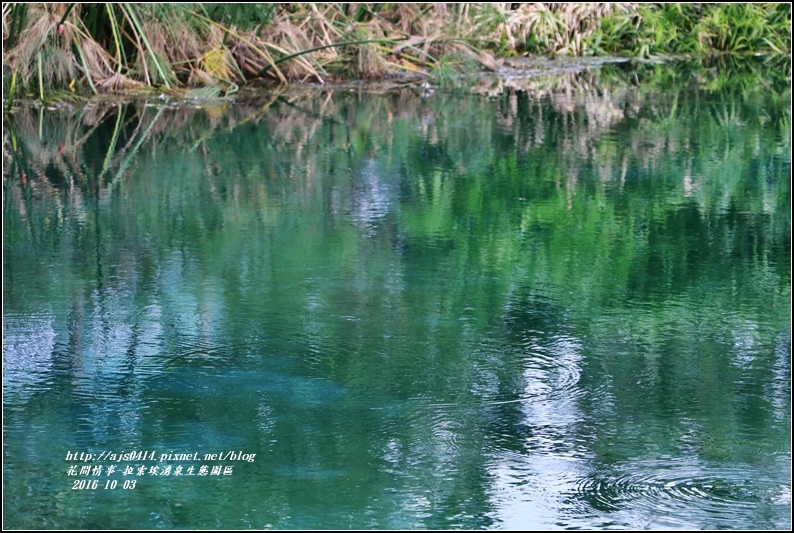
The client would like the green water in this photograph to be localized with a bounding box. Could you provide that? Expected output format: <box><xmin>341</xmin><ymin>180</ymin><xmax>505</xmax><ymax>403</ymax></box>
<box><xmin>3</xmin><ymin>59</ymin><xmax>791</xmax><ymax>529</ymax></box>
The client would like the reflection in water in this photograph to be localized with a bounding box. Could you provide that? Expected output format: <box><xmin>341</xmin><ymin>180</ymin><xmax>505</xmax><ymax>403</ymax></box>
<box><xmin>3</xmin><ymin>314</ymin><xmax>57</xmax><ymax>401</ymax></box>
<box><xmin>3</xmin><ymin>58</ymin><xmax>790</xmax><ymax>529</ymax></box>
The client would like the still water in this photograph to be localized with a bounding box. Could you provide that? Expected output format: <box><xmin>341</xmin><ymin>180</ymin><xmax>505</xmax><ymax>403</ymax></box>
<box><xmin>3</xmin><ymin>59</ymin><xmax>791</xmax><ymax>529</ymax></box>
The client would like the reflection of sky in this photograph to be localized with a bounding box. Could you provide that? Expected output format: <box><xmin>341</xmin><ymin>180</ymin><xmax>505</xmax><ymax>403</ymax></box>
<box><xmin>486</xmin><ymin>332</ymin><xmax>590</xmax><ymax>529</ymax></box>
<box><xmin>3</xmin><ymin>314</ymin><xmax>56</xmax><ymax>403</ymax></box>
<box><xmin>3</xmin><ymin>244</ymin><xmax>229</xmax><ymax>440</ymax></box>
<box><xmin>346</xmin><ymin>159</ymin><xmax>395</xmax><ymax>233</ymax></box>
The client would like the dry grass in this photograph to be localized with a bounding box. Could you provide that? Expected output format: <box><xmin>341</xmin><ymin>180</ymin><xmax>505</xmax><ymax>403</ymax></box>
<box><xmin>95</xmin><ymin>72</ymin><xmax>144</xmax><ymax>92</ymax></box>
<box><xmin>3</xmin><ymin>3</ymin><xmax>789</xmax><ymax>98</ymax></box>
<box><xmin>463</xmin><ymin>3</ymin><xmax>639</xmax><ymax>55</ymax></box>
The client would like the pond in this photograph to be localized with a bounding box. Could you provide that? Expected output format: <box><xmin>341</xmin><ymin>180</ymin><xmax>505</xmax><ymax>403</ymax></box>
<box><xmin>3</xmin><ymin>57</ymin><xmax>791</xmax><ymax>529</ymax></box>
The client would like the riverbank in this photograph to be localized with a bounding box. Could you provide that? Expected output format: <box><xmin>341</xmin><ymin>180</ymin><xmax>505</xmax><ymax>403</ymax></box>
<box><xmin>3</xmin><ymin>3</ymin><xmax>791</xmax><ymax>102</ymax></box>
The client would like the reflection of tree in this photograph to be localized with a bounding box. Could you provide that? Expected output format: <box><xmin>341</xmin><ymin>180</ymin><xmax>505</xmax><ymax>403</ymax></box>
<box><xmin>2</xmin><ymin>58</ymin><xmax>790</xmax><ymax>528</ymax></box>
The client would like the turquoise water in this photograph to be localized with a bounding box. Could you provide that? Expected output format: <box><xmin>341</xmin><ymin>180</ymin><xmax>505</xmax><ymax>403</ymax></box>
<box><xmin>3</xmin><ymin>59</ymin><xmax>791</xmax><ymax>529</ymax></box>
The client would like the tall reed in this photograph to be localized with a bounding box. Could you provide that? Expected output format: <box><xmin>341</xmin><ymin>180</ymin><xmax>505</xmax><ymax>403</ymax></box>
<box><xmin>2</xmin><ymin>3</ymin><xmax>790</xmax><ymax>99</ymax></box>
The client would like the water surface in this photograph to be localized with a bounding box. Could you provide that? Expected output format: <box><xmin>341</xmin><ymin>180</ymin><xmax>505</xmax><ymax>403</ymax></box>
<box><xmin>3</xmin><ymin>58</ymin><xmax>791</xmax><ymax>529</ymax></box>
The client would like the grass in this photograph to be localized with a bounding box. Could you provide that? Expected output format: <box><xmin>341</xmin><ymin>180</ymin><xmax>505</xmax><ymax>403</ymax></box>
<box><xmin>2</xmin><ymin>3</ymin><xmax>791</xmax><ymax>99</ymax></box>
<box><xmin>583</xmin><ymin>3</ymin><xmax>792</xmax><ymax>57</ymax></box>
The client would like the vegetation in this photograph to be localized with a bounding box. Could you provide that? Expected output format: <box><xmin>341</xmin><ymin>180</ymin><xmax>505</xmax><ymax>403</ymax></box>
<box><xmin>2</xmin><ymin>3</ymin><xmax>791</xmax><ymax>100</ymax></box>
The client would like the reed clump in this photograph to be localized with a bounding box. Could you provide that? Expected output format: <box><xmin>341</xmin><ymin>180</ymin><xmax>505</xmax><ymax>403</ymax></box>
<box><xmin>3</xmin><ymin>3</ymin><xmax>791</xmax><ymax>100</ymax></box>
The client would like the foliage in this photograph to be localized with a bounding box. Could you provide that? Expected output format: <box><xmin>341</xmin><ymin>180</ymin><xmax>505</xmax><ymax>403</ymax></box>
<box><xmin>584</xmin><ymin>3</ymin><xmax>792</xmax><ymax>57</ymax></box>
<box><xmin>201</xmin><ymin>3</ymin><xmax>275</xmax><ymax>31</ymax></box>
<box><xmin>2</xmin><ymin>3</ymin><xmax>791</xmax><ymax>98</ymax></box>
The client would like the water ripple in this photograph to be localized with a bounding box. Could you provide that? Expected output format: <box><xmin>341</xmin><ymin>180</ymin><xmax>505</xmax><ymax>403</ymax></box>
<box><xmin>571</xmin><ymin>461</ymin><xmax>781</xmax><ymax>525</ymax></box>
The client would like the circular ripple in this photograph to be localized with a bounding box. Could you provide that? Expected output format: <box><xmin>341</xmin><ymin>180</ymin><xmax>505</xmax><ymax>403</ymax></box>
<box><xmin>573</xmin><ymin>463</ymin><xmax>772</xmax><ymax>522</ymax></box>
<box><xmin>511</xmin><ymin>334</ymin><xmax>584</xmax><ymax>403</ymax></box>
